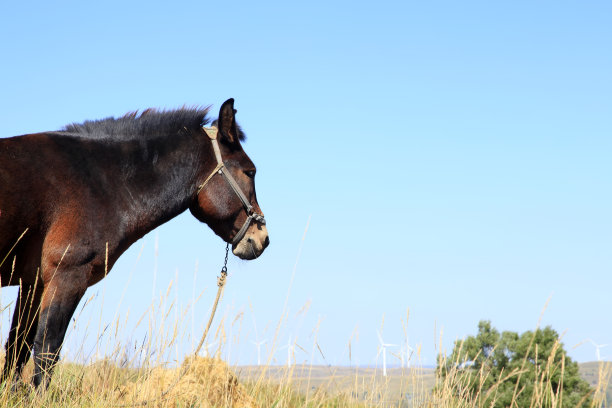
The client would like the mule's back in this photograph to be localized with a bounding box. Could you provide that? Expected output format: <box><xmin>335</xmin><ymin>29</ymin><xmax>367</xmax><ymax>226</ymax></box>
<box><xmin>0</xmin><ymin>132</ymin><xmax>101</xmax><ymax>271</ymax></box>
<box><xmin>0</xmin><ymin>135</ymin><xmax>44</xmax><ymax>249</ymax></box>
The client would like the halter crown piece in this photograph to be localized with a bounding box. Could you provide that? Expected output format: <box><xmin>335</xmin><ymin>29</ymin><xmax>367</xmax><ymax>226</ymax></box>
<box><xmin>197</xmin><ymin>126</ymin><xmax>266</xmax><ymax>246</ymax></box>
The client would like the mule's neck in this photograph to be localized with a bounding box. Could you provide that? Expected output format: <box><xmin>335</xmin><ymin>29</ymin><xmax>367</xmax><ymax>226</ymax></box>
<box><xmin>110</xmin><ymin>131</ymin><xmax>210</xmax><ymax>241</ymax></box>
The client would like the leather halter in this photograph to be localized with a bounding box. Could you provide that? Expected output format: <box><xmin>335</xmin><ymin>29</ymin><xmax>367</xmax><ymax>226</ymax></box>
<box><xmin>196</xmin><ymin>126</ymin><xmax>266</xmax><ymax>246</ymax></box>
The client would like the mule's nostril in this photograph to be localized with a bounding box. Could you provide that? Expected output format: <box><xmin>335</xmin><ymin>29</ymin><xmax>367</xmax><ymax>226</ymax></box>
<box><xmin>263</xmin><ymin>236</ymin><xmax>270</xmax><ymax>248</ymax></box>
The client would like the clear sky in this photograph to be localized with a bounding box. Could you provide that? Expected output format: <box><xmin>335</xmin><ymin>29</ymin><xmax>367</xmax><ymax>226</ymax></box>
<box><xmin>0</xmin><ymin>1</ymin><xmax>611</xmax><ymax>368</ymax></box>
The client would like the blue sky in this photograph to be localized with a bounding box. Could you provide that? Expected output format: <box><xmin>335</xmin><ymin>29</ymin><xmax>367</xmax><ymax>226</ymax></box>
<box><xmin>1</xmin><ymin>1</ymin><xmax>611</xmax><ymax>367</ymax></box>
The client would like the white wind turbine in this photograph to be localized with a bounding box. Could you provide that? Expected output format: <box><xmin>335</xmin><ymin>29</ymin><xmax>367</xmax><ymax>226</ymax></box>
<box><xmin>280</xmin><ymin>336</ymin><xmax>296</xmax><ymax>367</ymax></box>
<box><xmin>588</xmin><ymin>339</ymin><xmax>608</xmax><ymax>362</ymax></box>
<box><xmin>377</xmin><ymin>330</ymin><xmax>397</xmax><ymax>377</ymax></box>
<box><xmin>250</xmin><ymin>311</ymin><xmax>267</xmax><ymax>366</ymax></box>
<box><xmin>251</xmin><ymin>339</ymin><xmax>267</xmax><ymax>365</ymax></box>
<box><xmin>400</xmin><ymin>338</ymin><xmax>415</xmax><ymax>369</ymax></box>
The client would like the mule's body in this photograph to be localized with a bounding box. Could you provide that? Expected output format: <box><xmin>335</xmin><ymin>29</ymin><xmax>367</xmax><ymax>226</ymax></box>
<box><xmin>0</xmin><ymin>99</ymin><xmax>268</xmax><ymax>387</ymax></box>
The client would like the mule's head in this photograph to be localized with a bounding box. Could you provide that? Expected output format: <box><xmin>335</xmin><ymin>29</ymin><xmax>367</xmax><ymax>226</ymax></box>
<box><xmin>190</xmin><ymin>99</ymin><xmax>269</xmax><ymax>260</ymax></box>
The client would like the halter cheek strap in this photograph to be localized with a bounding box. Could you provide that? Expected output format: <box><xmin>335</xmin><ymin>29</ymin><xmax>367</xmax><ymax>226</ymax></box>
<box><xmin>197</xmin><ymin>126</ymin><xmax>266</xmax><ymax>246</ymax></box>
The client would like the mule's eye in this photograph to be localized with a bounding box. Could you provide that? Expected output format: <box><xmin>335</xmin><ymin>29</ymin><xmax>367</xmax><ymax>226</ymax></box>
<box><xmin>245</xmin><ymin>170</ymin><xmax>256</xmax><ymax>179</ymax></box>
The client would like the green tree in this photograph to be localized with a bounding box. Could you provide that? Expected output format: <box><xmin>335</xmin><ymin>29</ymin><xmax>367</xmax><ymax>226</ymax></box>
<box><xmin>436</xmin><ymin>320</ymin><xmax>593</xmax><ymax>407</ymax></box>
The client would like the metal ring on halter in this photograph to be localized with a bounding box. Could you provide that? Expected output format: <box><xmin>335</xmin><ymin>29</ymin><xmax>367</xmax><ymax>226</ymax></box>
<box><xmin>197</xmin><ymin>126</ymin><xmax>266</xmax><ymax>246</ymax></box>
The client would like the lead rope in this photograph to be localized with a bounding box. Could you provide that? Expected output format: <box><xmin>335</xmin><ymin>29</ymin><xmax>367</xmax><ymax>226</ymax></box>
<box><xmin>193</xmin><ymin>243</ymin><xmax>229</xmax><ymax>356</ymax></box>
<box><xmin>114</xmin><ymin>243</ymin><xmax>231</xmax><ymax>407</ymax></box>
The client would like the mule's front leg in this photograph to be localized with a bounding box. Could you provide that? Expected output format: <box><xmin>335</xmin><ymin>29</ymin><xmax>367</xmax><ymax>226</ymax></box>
<box><xmin>31</xmin><ymin>268</ymin><xmax>88</xmax><ymax>388</ymax></box>
<box><xmin>2</xmin><ymin>282</ymin><xmax>43</xmax><ymax>384</ymax></box>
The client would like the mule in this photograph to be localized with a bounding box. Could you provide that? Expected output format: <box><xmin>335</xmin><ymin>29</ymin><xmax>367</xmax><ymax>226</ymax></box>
<box><xmin>0</xmin><ymin>98</ymin><xmax>268</xmax><ymax>387</ymax></box>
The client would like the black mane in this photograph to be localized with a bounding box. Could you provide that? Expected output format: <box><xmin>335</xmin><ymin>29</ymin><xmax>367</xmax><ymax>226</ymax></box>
<box><xmin>61</xmin><ymin>107</ymin><xmax>212</xmax><ymax>140</ymax></box>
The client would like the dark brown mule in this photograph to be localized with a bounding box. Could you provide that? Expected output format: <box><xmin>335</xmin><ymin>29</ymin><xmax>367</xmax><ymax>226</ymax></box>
<box><xmin>0</xmin><ymin>99</ymin><xmax>269</xmax><ymax>388</ymax></box>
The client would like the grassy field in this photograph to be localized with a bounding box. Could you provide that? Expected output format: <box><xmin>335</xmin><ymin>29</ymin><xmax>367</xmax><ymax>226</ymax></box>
<box><xmin>0</xmin><ymin>356</ymin><xmax>608</xmax><ymax>407</ymax></box>
<box><xmin>0</xmin><ymin>285</ymin><xmax>608</xmax><ymax>407</ymax></box>
<box><xmin>0</xmin><ymin>284</ymin><xmax>608</xmax><ymax>407</ymax></box>
<box><xmin>239</xmin><ymin>364</ymin><xmax>436</xmax><ymax>406</ymax></box>
<box><xmin>0</xmin><ymin>235</ymin><xmax>609</xmax><ymax>406</ymax></box>
<box><xmin>239</xmin><ymin>362</ymin><xmax>612</xmax><ymax>407</ymax></box>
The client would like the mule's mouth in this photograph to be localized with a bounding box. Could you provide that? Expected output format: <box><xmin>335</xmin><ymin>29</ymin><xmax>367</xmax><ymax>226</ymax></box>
<box><xmin>232</xmin><ymin>225</ymin><xmax>269</xmax><ymax>260</ymax></box>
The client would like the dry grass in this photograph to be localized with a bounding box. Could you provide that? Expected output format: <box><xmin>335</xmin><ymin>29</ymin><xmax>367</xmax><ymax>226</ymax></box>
<box><xmin>0</xmin><ymin>355</ymin><xmax>254</xmax><ymax>407</ymax></box>
<box><xmin>0</xmin><ymin>226</ymin><xmax>609</xmax><ymax>407</ymax></box>
<box><xmin>0</xmin><ymin>281</ymin><xmax>609</xmax><ymax>408</ymax></box>
<box><xmin>0</xmin><ymin>311</ymin><xmax>608</xmax><ymax>408</ymax></box>
<box><xmin>0</xmin><ymin>350</ymin><xmax>607</xmax><ymax>407</ymax></box>
<box><xmin>0</xmin><ymin>288</ymin><xmax>608</xmax><ymax>408</ymax></box>
<box><xmin>116</xmin><ymin>356</ymin><xmax>255</xmax><ymax>407</ymax></box>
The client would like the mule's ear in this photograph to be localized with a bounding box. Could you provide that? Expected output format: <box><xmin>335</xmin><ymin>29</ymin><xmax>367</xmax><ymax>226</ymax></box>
<box><xmin>218</xmin><ymin>98</ymin><xmax>238</xmax><ymax>144</ymax></box>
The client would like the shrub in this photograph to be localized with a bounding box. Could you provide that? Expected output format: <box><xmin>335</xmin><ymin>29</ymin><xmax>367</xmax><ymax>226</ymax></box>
<box><xmin>436</xmin><ymin>320</ymin><xmax>593</xmax><ymax>408</ymax></box>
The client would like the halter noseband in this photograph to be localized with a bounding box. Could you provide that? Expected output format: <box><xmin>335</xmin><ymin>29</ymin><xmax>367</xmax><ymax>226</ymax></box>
<box><xmin>196</xmin><ymin>126</ymin><xmax>266</xmax><ymax>246</ymax></box>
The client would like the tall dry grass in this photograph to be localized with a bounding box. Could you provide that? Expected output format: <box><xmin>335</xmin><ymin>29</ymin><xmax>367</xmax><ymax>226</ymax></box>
<box><xmin>0</xmin><ymin>284</ymin><xmax>608</xmax><ymax>408</ymax></box>
<box><xmin>0</xmin><ymin>225</ymin><xmax>609</xmax><ymax>407</ymax></box>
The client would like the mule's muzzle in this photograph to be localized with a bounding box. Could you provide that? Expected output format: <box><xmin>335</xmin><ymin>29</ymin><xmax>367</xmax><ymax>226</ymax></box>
<box><xmin>232</xmin><ymin>224</ymin><xmax>269</xmax><ymax>260</ymax></box>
